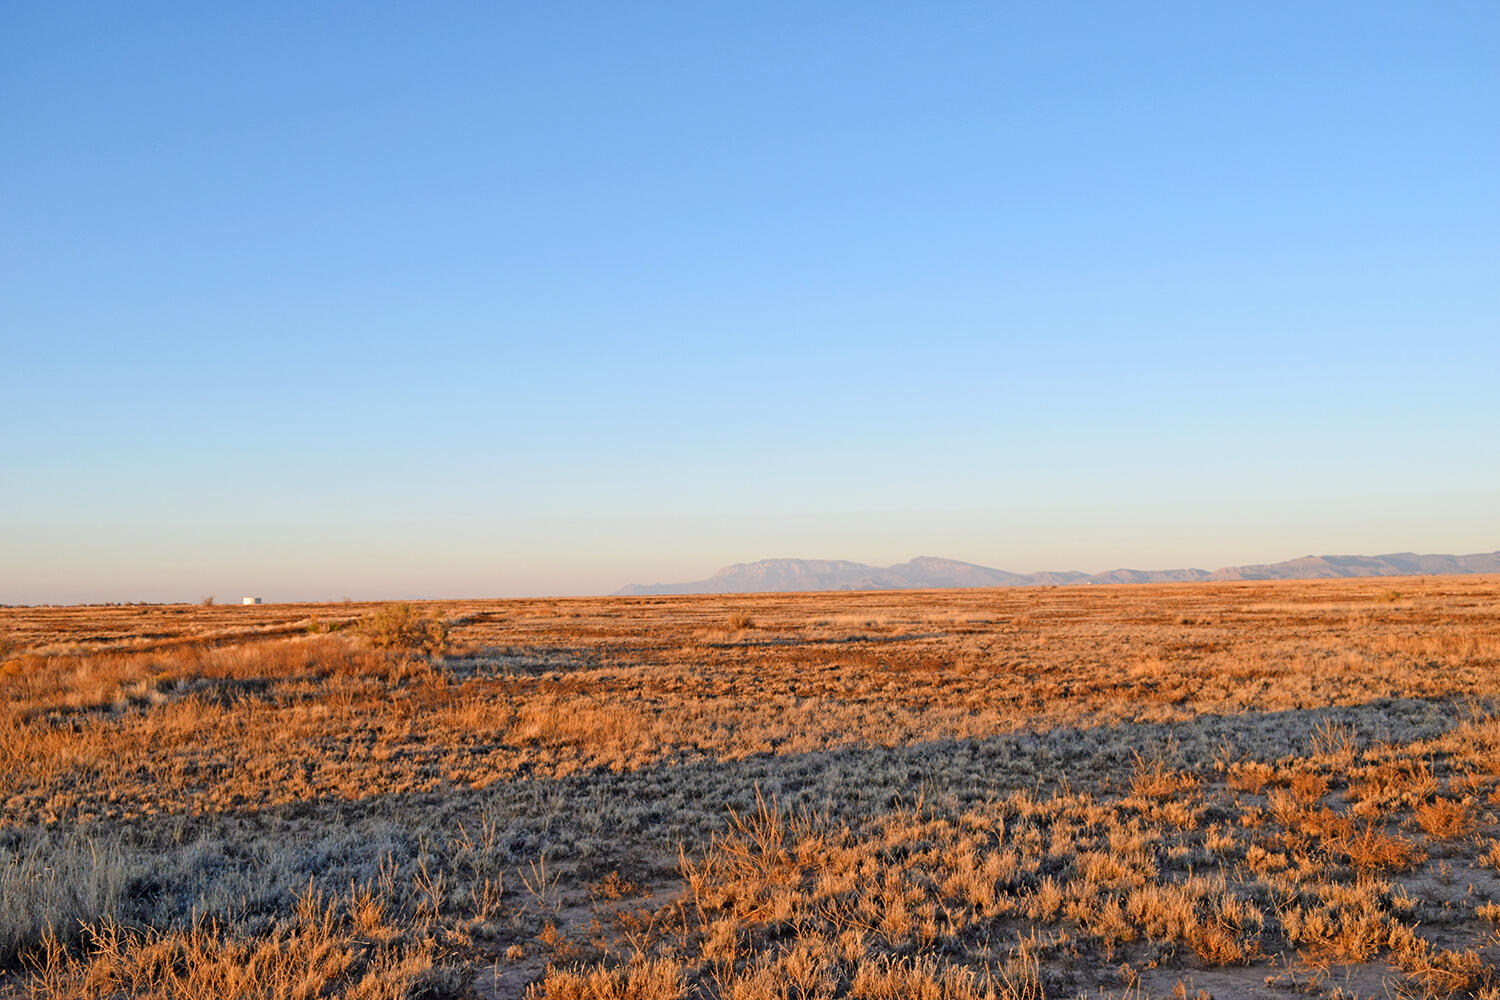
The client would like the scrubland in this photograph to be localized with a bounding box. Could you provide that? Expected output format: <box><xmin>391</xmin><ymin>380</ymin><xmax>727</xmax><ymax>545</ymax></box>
<box><xmin>2</xmin><ymin>576</ymin><xmax>1500</xmax><ymax>998</ymax></box>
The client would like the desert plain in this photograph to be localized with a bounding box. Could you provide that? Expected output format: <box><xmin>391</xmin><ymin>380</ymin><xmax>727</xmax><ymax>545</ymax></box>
<box><xmin>3</xmin><ymin>576</ymin><xmax>1500</xmax><ymax>998</ymax></box>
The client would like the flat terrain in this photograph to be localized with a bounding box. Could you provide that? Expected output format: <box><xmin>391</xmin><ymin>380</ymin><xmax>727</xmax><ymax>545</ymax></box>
<box><xmin>3</xmin><ymin>577</ymin><xmax>1500</xmax><ymax>998</ymax></box>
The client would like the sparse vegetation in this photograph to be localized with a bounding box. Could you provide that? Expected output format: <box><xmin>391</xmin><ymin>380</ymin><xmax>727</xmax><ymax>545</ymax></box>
<box><xmin>2</xmin><ymin>577</ymin><xmax>1499</xmax><ymax>997</ymax></box>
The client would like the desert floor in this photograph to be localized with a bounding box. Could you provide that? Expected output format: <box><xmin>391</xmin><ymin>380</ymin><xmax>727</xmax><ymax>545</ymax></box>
<box><xmin>3</xmin><ymin>576</ymin><xmax>1499</xmax><ymax>998</ymax></box>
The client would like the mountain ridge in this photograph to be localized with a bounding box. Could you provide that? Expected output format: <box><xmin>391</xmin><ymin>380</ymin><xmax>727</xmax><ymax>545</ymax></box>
<box><xmin>615</xmin><ymin>550</ymin><xmax>1500</xmax><ymax>596</ymax></box>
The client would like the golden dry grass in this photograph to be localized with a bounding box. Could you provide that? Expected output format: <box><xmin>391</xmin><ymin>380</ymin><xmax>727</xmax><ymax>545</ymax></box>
<box><xmin>2</xmin><ymin>575</ymin><xmax>1500</xmax><ymax>998</ymax></box>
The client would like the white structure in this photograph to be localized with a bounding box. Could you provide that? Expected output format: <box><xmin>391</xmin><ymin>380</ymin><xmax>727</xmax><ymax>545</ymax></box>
<box><xmin>242</xmin><ymin>596</ymin><xmax>262</xmax><ymax>605</ymax></box>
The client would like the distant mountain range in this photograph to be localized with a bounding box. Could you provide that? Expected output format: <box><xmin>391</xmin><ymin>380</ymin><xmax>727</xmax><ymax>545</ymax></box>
<box><xmin>615</xmin><ymin>551</ymin><xmax>1500</xmax><ymax>596</ymax></box>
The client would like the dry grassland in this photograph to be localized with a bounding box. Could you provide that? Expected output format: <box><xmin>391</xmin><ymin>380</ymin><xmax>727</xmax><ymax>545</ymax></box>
<box><xmin>3</xmin><ymin>576</ymin><xmax>1500</xmax><ymax>998</ymax></box>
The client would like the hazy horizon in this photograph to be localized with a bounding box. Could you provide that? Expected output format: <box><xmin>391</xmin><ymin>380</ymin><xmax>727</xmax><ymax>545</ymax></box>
<box><xmin>5</xmin><ymin>3</ymin><xmax>1497</xmax><ymax>605</ymax></box>
<box><xmin>6</xmin><ymin>490</ymin><xmax>1497</xmax><ymax>604</ymax></box>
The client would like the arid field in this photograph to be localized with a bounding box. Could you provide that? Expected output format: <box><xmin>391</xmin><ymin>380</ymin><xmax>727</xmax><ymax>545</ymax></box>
<box><xmin>3</xmin><ymin>576</ymin><xmax>1500</xmax><ymax>999</ymax></box>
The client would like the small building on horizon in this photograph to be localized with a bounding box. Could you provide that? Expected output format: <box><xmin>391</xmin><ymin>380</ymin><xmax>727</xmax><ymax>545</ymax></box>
<box><xmin>242</xmin><ymin>596</ymin><xmax>262</xmax><ymax>605</ymax></box>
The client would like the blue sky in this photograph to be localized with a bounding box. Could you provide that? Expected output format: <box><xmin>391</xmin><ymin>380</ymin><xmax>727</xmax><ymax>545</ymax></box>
<box><xmin>3</xmin><ymin>2</ymin><xmax>1497</xmax><ymax>602</ymax></box>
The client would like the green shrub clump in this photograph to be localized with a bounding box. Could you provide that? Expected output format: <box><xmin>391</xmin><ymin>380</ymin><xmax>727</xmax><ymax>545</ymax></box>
<box><xmin>359</xmin><ymin>604</ymin><xmax>449</xmax><ymax>658</ymax></box>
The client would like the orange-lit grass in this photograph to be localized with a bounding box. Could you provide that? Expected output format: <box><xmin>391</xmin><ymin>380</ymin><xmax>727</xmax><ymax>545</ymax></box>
<box><xmin>2</xmin><ymin>577</ymin><xmax>1500</xmax><ymax>998</ymax></box>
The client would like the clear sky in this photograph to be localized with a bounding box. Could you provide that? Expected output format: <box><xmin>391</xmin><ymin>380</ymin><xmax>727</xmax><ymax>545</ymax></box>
<box><xmin>3</xmin><ymin>2</ymin><xmax>1497</xmax><ymax>604</ymax></box>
